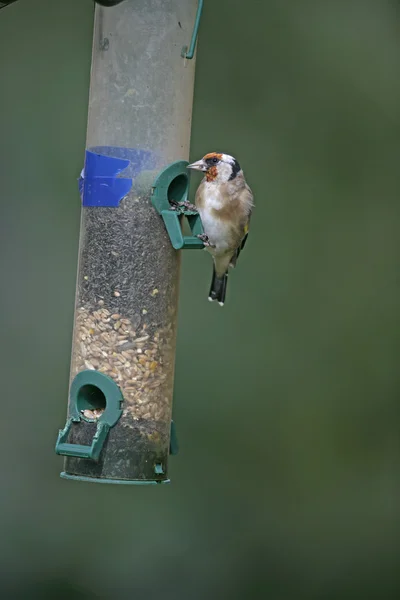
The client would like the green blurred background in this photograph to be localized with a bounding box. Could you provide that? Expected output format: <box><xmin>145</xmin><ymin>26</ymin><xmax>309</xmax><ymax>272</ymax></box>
<box><xmin>1</xmin><ymin>0</ymin><xmax>400</xmax><ymax>598</ymax></box>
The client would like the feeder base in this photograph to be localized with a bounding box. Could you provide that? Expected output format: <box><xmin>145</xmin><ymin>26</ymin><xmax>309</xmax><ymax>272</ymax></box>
<box><xmin>60</xmin><ymin>472</ymin><xmax>170</xmax><ymax>485</ymax></box>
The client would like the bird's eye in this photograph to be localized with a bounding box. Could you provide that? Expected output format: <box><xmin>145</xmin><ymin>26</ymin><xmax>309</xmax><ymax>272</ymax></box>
<box><xmin>212</xmin><ymin>157</ymin><xmax>218</xmax><ymax>163</ymax></box>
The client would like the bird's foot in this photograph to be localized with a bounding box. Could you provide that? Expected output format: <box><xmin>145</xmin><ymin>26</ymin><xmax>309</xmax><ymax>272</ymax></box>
<box><xmin>197</xmin><ymin>233</ymin><xmax>216</xmax><ymax>248</ymax></box>
<box><xmin>171</xmin><ymin>199</ymin><xmax>198</xmax><ymax>212</ymax></box>
<box><xmin>180</xmin><ymin>200</ymin><xmax>198</xmax><ymax>212</ymax></box>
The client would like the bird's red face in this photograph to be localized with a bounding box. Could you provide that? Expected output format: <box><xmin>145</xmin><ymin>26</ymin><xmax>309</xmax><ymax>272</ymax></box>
<box><xmin>187</xmin><ymin>152</ymin><xmax>241</xmax><ymax>183</ymax></box>
<box><xmin>202</xmin><ymin>153</ymin><xmax>223</xmax><ymax>181</ymax></box>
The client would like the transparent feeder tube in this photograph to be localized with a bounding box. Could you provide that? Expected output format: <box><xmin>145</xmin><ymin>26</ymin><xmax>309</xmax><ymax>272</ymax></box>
<box><xmin>61</xmin><ymin>0</ymin><xmax>198</xmax><ymax>484</ymax></box>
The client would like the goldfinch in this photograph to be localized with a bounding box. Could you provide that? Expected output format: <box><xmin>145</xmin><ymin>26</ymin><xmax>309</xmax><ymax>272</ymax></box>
<box><xmin>187</xmin><ymin>152</ymin><xmax>254</xmax><ymax>306</ymax></box>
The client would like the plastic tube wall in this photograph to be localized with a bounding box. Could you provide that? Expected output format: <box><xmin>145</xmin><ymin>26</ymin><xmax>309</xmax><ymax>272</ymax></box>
<box><xmin>59</xmin><ymin>0</ymin><xmax>198</xmax><ymax>484</ymax></box>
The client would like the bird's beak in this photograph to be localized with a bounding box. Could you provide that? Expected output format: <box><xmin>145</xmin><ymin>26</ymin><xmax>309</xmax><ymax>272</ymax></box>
<box><xmin>187</xmin><ymin>159</ymin><xmax>207</xmax><ymax>172</ymax></box>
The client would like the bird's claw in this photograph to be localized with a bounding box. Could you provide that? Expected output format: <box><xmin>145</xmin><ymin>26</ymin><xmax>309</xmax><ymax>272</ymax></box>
<box><xmin>197</xmin><ymin>233</ymin><xmax>216</xmax><ymax>248</ymax></box>
<box><xmin>181</xmin><ymin>200</ymin><xmax>198</xmax><ymax>212</ymax></box>
<box><xmin>171</xmin><ymin>199</ymin><xmax>198</xmax><ymax>212</ymax></box>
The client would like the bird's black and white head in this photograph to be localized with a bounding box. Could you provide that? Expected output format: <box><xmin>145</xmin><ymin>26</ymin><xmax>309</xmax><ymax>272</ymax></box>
<box><xmin>187</xmin><ymin>152</ymin><xmax>242</xmax><ymax>183</ymax></box>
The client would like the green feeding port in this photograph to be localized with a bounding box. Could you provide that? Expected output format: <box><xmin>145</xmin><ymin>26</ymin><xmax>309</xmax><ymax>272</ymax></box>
<box><xmin>152</xmin><ymin>160</ymin><xmax>205</xmax><ymax>250</ymax></box>
<box><xmin>69</xmin><ymin>370</ymin><xmax>123</xmax><ymax>425</ymax></box>
<box><xmin>55</xmin><ymin>370</ymin><xmax>123</xmax><ymax>464</ymax></box>
<box><xmin>77</xmin><ymin>384</ymin><xmax>107</xmax><ymax>415</ymax></box>
<box><xmin>56</xmin><ymin>369</ymin><xmax>175</xmax><ymax>484</ymax></box>
<box><xmin>168</xmin><ymin>173</ymin><xmax>188</xmax><ymax>204</ymax></box>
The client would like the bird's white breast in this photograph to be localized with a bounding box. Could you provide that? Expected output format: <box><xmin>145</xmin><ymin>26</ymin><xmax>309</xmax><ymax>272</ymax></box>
<box><xmin>198</xmin><ymin>183</ymin><xmax>231</xmax><ymax>252</ymax></box>
<box><xmin>202</xmin><ymin>182</ymin><xmax>224</xmax><ymax>209</ymax></box>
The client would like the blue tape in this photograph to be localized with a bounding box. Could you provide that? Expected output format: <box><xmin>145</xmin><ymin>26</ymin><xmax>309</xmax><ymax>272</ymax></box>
<box><xmin>78</xmin><ymin>147</ymin><xmax>158</xmax><ymax>207</ymax></box>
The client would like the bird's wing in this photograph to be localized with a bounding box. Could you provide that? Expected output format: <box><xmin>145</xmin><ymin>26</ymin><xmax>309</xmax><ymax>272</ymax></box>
<box><xmin>241</xmin><ymin>218</ymin><xmax>250</xmax><ymax>248</ymax></box>
<box><xmin>230</xmin><ymin>185</ymin><xmax>253</xmax><ymax>267</ymax></box>
<box><xmin>236</xmin><ymin>183</ymin><xmax>254</xmax><ymax>254</ymax></box>
<box><xmin>230</xmin><ymin>221</ymin><xmax>249</xmax><ymax>266</ymax></box>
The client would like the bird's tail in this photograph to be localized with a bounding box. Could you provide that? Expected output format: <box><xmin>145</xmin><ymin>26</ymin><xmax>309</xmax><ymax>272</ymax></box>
<box><xmin>208</xmin><ymin>266</ymin><xmax>228</xmax><ymax>306</ymax></box>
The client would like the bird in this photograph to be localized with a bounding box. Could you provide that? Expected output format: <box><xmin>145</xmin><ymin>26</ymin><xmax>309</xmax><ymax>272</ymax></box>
<box><xmin>186</xmin><ymin>152</ymin><xmax>254</xmax><ymax>306</ymax></box>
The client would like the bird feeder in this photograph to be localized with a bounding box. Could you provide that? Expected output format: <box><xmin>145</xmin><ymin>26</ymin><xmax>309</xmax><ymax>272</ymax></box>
<box><xmin>55</xmin><ymin>0</ymin><xmax>204</xmax><ymax>484</ymax></box>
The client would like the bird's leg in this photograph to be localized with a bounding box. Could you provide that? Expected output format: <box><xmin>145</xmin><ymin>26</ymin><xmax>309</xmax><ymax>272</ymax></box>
<box><xmin>197</xmin><ymin>233</ymin><xmax>216</xmax><ymax>248</ymax></box>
